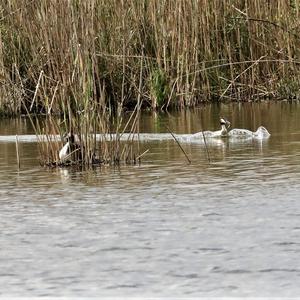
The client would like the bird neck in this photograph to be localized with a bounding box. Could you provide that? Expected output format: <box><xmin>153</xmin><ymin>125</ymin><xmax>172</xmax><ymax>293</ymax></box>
<box><xmin>221</xmin><ymin>124</ymin><xmax>227</xmax><ymax>134</ymax></box>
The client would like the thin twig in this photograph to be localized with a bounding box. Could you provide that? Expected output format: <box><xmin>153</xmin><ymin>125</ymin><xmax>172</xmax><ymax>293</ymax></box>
<box><xmin>60</xmin><ymin>148</ymin><xmax>80</xmax><ymax>162</ymax></box>
<box><xmin>220</xmin><ymin>55</ymin><xmax>266</xmax><ymax>99</ymax></box>
<box><xmin>30</xmin><ymin>70</ymin><xmax>44</xmax><ymax>112</ymax></box>
<box><xmin>136</xmin><ymin>149</ymin><xmax>149</xmax><ymax>161</ymax></box>
<box><xmin>199</xmin><ymin>114</ymin><xmax>211</xmax><ymax>164</ymax></box>
<box><xmin>48</xmin><ymin>81</ymin><xmax>59</xmax><ymax>114</ymax></box>
<box><xmin>186</xmin><ymin>59</ymin><xmax>300</xmax><ymax>78</ymax></box>
<box><xmin>15</xmin><ymin>135</ymin><xmax>20</xmax><ymax>169</ymax></box>
<box><xmin>165</xmin><ymin>125</ymin><xmax>191</xmax><ymax>164</ymax></box>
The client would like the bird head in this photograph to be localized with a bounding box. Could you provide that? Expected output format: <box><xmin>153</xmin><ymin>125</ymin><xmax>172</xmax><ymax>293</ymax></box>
<box><xmin>220</xmin><ymin>117</ymin><xmax>231</xmax><ymax>128</ymax></box>
<box><xmin>62</xmin><ymin>132</ymin><xmax>75</xmax><ymax>143</ymax></box>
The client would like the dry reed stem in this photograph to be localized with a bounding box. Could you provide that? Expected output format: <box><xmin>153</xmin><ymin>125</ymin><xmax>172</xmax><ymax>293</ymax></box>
<box><xmin>15</xmin><ymin>135</ymin><xmax>20</xmax><ymax>169</ymax></box>
<box><xmin>165</xmin><ymin>125</ymin><xmax>191</xmax><ymax>164</ymax></box>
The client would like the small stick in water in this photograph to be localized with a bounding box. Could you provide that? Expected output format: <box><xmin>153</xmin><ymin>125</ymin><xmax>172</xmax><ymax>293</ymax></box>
<box><xmin>199</xmin><ymin>117</ymin><xmax>211</xmax><ymax>163</ymax></box>
<box><xmin>136</xmin><ymin>149</ymin><xmax>149</xmax><ymax>161</ymax></box>
<box><xmin>15</xmin><ymin>135</ymin><xmax>20</xmax><ymax>169</ymax></box>
<box><xmin>166</xmin><ymin>125</ymin><xmax>191</xmax><ymax>164</ymax></box>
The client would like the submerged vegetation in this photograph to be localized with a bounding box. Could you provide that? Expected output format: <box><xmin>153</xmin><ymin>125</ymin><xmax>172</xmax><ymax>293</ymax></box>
<box><xmin>1</xmin><ymin>0</ymin><xmax>300</xmax><ymax>166</ymax></box>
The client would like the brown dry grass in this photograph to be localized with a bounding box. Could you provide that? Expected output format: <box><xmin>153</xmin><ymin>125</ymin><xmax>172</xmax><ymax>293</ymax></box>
<box><xmin>1</xmin><ymin>0</ymin><xmax>300</xmax><ymax>165</ymax></box>
<box><xmin>1</xmin><ymin>0</ymin><xmax>300</xmax><ymax>115</ymax></box>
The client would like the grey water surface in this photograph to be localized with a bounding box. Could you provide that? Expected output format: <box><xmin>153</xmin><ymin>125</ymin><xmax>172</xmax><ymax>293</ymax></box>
<box><xmin>0</xmin><ymin>101</ymin><xmax>300</xmax><ymax>297</ymax></box>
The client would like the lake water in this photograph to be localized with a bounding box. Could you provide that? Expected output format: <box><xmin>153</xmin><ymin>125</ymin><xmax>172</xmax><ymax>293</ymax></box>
<box><xmin>0</xmin><ymin>101</ymin><xmax>300</xmax><ymax>297</ymax></box>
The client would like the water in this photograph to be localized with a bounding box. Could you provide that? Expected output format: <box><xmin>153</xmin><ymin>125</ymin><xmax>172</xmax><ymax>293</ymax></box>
<box><xmin>1</xmin><ymin>101</ymin><xmax>300</xmax><ymax>297</ymax></box>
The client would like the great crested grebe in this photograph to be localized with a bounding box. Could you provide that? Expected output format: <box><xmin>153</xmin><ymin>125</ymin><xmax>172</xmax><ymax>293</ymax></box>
<box><xmin>59</xmin><ymin>133</ymin><xmax>81</xmax><ymax>161</ymax></box>
<box><xmin>228</xmin><ymin>124</ymin><xmax>270</xmax><ymax>139</ymax></box>
<box><xmin>193</xmin><ymin>117</ymin><xmax>231</xmax><ymax>138</ymax></box>
<box><xmin>218</xmin><ymin>117</ymin><xmax>231</xmax><ymax>136</ymax></box>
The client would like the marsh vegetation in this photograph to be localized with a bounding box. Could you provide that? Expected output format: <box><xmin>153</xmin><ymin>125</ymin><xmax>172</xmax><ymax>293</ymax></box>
<box><xmin>1</xmin><ymin>0</ymin><xmax>300</xmax><ymax>114</ymax></box>
<box><xmin>1</xmin><ymin>0</ymin><xmax>300</xmax><ymax>165</ymax></box>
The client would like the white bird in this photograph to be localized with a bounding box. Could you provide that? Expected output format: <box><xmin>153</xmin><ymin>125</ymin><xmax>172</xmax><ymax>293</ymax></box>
<box><xmin>193</xmin><ymin>117</ymin><xmax>231</xmax><ymax>138</ymax></box>
<box><xmin>228</xmin><ymin>125</ymin><xmax>270</xmax><ymax>139</ymax></box>
<box><xmin>59</xmin><ymin>133</ymin><xmax>80</xmax><ymax>161</ymax></box>
<box><xmin>59</xmin><ymin>140</ymin><xmax>70</xmax><ymax>160</ymax></box>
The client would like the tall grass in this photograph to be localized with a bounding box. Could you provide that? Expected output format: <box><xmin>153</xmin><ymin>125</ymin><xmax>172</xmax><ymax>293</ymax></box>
<box><xmin>1</xmin><ymin>0</ymin><xmax>300</xmax><ymax>115</ymax></box>
<box><xmin>1</xmin><ymin>1</ymin><xmax>300</xmax><ymax>166</ymax></box>
<box><xmin>31</xmin><ymin>109</ymin><xmax>141</xmax><ymax>167</ymax></box>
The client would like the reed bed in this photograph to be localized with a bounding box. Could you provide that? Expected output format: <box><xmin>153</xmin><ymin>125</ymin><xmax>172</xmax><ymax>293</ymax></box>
<box><xmin>27</xmin><ymin>107</ymin><xmax>142</xmax><ymax>167</ymax></box>
<box><xmin>1</xmin><ymin>0</ymin><xmax>300</xmax><ymax>116</ymax></box>
<box><xmin>1</xmin><ymin>0</ymin><xmax>300</xmax><ymax>165</ymax></box>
